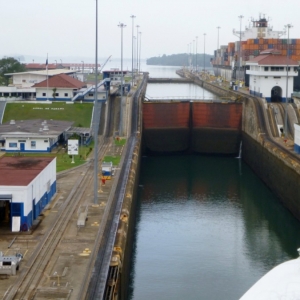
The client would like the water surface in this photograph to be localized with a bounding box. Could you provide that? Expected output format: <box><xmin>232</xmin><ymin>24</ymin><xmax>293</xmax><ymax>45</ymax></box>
<box><xmin>129</xmin><ymin>155</ymin><xmax>300</xmax><ymax>300</ymax></box>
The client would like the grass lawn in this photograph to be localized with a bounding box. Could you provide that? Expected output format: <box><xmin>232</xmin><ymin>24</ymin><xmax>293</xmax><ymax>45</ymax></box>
<box><xmin>103</xmin><ymin>155</ymin><xmax>121</xmax><ymax>166</ymax></box>
<box><xmin>114</xmin><ymin>138</ymin><xmax>126</xmax><ymax>146</ymax></box>
<box><xmin>3</xmin><ymin>102</ymin><xmax>93</xmax><ymax>127</ymax></box>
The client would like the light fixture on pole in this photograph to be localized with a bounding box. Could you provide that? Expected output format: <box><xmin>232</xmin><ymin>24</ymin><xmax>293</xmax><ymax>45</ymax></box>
<box><xmin>196</xmin><ymin>36</ymin><xmax>198</xmax><ymax>73</ymax></box>
<box><xmin>284</xmin><ymin>23</ymin><xmax>292</xmax><ymax>138</ymax></box>
<box><xmin>136</xmin><ymin>25</ymin><xmax>140</xmax><ymax>76</ymax></box>
<box><xmin>81</xmin><ymin>60</ymin><xmax>84</xmax><ymax>82</ymax></box>
<box><xmin>118</xmin><ymin>22</ymin><xmax>126</xmax><ymax>136</ymax></box>
<box><xmin>130</xmin><ymin>15</ymin><xmax>136</xmax><ymax>87</ymax></box>
<box><xmin>238</xmin><ymin>15</ymin><xmax>244</xmax><ymax>85</ymax></box>
<box><xmin>217</xmin><ymin>26</ymin><xmax>221</xmax><ymax>78</ymax></box>
<box><xmin>204</xmin><ymin>33</ymin><xmax>206</xmax><ymax>74</ymax></box>
<box><xmin>93</xmin><ymin>0</ymin><xmax>99</xmax><ymax>204</ymax></box>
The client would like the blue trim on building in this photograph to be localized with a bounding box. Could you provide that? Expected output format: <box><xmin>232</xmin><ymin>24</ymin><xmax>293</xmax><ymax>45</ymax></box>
<box><xmin>12</xmin><ymin>181</ymin><xmax>57</xmax><ymax>231</ymax></box>
<box><xmin>249</xmin><ymin>90</ymin><xmax>263</xmax><ymax>98</ymax></box>
<box><xmin>6</xmin><ymin>149</ymin><xmax>50</xmax><ymax>153</ymax></box>
<box><xmin>36</xmin><ymin>97</ymin><xmax>72</xmax><ymax>101</ymax></box>
<box><xmin>294</xmin><ymin>144</ymin><xmax>300</xmax><ymax>154</ymax></box>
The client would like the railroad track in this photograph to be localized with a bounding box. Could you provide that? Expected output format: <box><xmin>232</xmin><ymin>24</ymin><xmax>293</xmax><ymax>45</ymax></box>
<box><xmin>3</xmin><ymin>140</ymin><xmax>110</xmax><ymax>299</ymax></box>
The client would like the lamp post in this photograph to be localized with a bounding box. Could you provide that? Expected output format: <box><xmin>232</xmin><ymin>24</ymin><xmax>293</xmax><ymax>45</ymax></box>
<box><xmin>130</xmin><ymin>15</ymin><xmax>136</xmax><ymax>87</ymax></box>
<box><xmin>55</xmin><ymin>60</ymin><xmax>57</xmax><ymax>66</ymax></box>
<box><xmin>238</xmin><ymin>15</ymin><xmax>244</xmax><ymax>84</ymax></box>
<box><xmin>217</xmin><ymin>26</ymin><xmax>221</xmax><ymax>78</ymax></box>
<box><xmin>136</xmin><ymin>25</ymin><xmax>140</xmax><ymax>76</ymax></box>
<box><xmin>190</xmin><ymin>42</ymin><xmax>192</xmax><ymax>70</ymax></box>
<box><xmin>196</xmin><ymin>36</ymin><xmax>198</xmax><ymax>73</ymax></box>
<box><xmin>193</xmin><ymin>40</ymin><xmax>195</xmax><ymax>71</ymax></box>
<box><xmin>203</xmin><ymin>33</ymin><xmax>206</xmax><ymax>74</ymax></box>
<box><xmin>139</xmin><ymin>31</ymin><xmax>142</xmax><ymax>73</ymax></box>
<box><xmin>60</xmin><ymin>59</ymin><xmax>62</xmax><ymax>65</ymax></box>
<box><xmin>118</xmin><ymin>22</ymin><xmax>126</xmax><ymax>136</ymax></box>
<box><xmin>81</xmin><ymin>61</ymin><xmax>84</xmax><ymax>82</ymax></box>
<box><xmin>93</xmin><ymin>0</ymin><xmax>99</xmax><ymax>204</ymax></box>
<box><xmin>285</xmin><ymin>24</ymin><xmax>292</xmax><ymax>138</ymax></box>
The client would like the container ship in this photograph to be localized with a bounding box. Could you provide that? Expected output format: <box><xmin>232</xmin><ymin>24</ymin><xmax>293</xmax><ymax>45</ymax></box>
<box><xmin>211</xmin><ymin>15</ymin><xmax>300</xmax><ymax>89</ymax></box>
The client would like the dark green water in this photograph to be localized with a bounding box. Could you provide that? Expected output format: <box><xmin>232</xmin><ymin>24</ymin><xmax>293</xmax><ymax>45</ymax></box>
<box><xmin>129</xmin><ymin>155</ymin><xmax>300</xmax><ymax>300</ymax></box>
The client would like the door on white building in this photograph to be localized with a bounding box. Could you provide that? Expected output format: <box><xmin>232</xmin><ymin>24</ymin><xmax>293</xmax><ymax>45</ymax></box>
<box><xmin>271</xmin><ymin>86</ymin><xmax>282</xmax><ymax>102</ymax></box>
<box><xmin>20</xmin><ymin>143</ymin><xmax>25</xmax><ymax>151</ymax></box>
<box><xmin>0</xmin><ymin>195</ymin><xmax>12</xmax><ymax>228</ymax></box>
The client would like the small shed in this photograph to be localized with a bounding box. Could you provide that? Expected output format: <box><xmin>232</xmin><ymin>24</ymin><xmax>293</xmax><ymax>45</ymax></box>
<box><xmin>0</xmin><ymin>119</ymin><xmax>73</xmax><ymax>153</ymax></box>
<box><xmin>0</xmin><ymin>156</ymin><xmax>56</xmax><ymax>231</ymax></box>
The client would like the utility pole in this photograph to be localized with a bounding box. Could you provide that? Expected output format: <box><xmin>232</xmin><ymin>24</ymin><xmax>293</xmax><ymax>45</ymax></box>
<box><xmin>238</xmin><ymin>15</ymin><xmax>244</xmax><ymax>85</ymax></box>
<box><xmin>217</xmin><ymin>26</ymin><xmax>221</xmax><ymax>78</ymax></box>
<box><xmin>118</xmin><ymin>22</ymin><xmax>126</xmax><ymax>136</ymax></box>
<box><xmin>284</xmin><ymin>24</ymin><xmax>292</xmax><ymax>138</ymax></box>
<box><xmin>130</xmin><ymin>15</ymin><xmax>136</xmax><ymax>87</ymax></box>
<box><xmin>204</xmin><ymin>33</ymin><xmax>206</xmax><ymax>74</ymax></box>
<box><xmin>136</xmin><ymin>25</ymin><xmax>140</xmax><ymax>76</ymax></box>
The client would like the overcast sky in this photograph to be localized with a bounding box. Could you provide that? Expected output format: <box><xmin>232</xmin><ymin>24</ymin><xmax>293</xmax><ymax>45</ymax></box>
<box><xmin>2</xmin><ymin>0</ymin><xmax>300</xmax><ymax>64</ymax></box>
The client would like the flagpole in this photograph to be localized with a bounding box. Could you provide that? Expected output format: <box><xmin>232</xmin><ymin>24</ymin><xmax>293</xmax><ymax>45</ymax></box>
<box><xmin>46</xmin><ymin>53</ymin><xmax>49</xmax><ymax>101</ymax></box>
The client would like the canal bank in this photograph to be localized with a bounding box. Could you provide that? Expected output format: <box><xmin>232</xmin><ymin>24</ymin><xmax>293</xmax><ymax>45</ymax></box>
<box><xmin>177</xmin><ymin>69</ymin><xmax>300</xmax><ymax>222</ymax></box>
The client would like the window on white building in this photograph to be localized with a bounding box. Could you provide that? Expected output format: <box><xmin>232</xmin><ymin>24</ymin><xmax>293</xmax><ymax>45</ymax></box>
<box><xmin>9</xmin><ymin>143</ymin><xmax>17</xmax><ymax>148</ymax></box>
<box><xmin>271</xmin><ymin>67</ymin><xmax>284</xmax><ymax>71</ymax></box>
<box><xmin>31</xmin><ymin>141</ymin><xmax>36</xmax><ymax>148</ymax></box>
<box><xmin>64</xmin><ymin>93</ymin><xmax>68</xmax><ymax>97</ymax></box>
<box><xmin>42</xmin><ymin>93</ymin><xmax>46</xmax><ymax>96</ymax></box>
<box><xmin>55</xmin><ymin>93</ymin><xmax>59</xmax><ymax>96</ymax></box>
<box><xmin>264</xmin><ymin>67</ymin><xmax>269</xmax><ymax>71</ymax></box>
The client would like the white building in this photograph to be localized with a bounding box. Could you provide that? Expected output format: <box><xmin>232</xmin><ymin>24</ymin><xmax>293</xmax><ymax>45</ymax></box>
<box><xmin>246</xmin><ymin>49</ymin><xmax>299</xmax><ymax>102</ymax></box>
<box><xmin>1</xmin><ymin>69</ymin><xmax>79</xmax><ymax>101</ymax></box>
<box><xmin>0</xmin><ymin>156</ymin><xmax>56</xmax><ymax>231</ymax></box>
<box><xmin>0</xmin><ymin>119</ymin><xmax>73</xmax><ymax>152</ymax></box>
<box><xmin>5</xmin><ymin>69</ymin><xmax>78</xmax><ymax>88</ymax></box>
<box><xmin>33</xmin><ymin>74</ymin><xmax>85</xmax><ymax>101</ymax></box>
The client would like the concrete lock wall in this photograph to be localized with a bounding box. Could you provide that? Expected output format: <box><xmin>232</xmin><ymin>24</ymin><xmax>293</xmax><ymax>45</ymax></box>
<box><xmin>242</xmin><ymin>96</ymin><xmax>300</xmax><ymax>221</ymax></box>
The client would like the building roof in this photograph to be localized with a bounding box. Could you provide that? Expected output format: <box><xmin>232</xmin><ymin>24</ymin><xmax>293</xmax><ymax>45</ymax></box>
<box><xmin>0</xmin><ymin>119</ymin><xmax>73</xmax><ymax>138</ymax></box>
<box><xmin>5</xmin><ymin>69</ymin><xmax>77</xmax><ymax>76</ymax></box>
<box><xmin>0</xmin><ymin>156</ymin><xmax>55</xmax><ymax>186</ymax></box>
<box><xmin>26</xmin><ymin>63</ymin><xmax>58</xmax><ymax>70</ymax></box>
<box><xmin>247</xmin><ymin>49</ymin><xmax>299</xmax><ymax>66</ymax></box>
<box><xmin>33</xmin><ymin>74</ymin><xmax>85</xmax><ymax>89</ymax></box>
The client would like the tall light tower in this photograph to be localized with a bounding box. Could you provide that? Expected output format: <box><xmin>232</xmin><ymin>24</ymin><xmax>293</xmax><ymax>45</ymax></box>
<box><xmin>193</xmin><ymin>40</ymin><xmax>195</xmax><ymax>70</ymax></box>
<box><xmin>285</xmin><ymin>24</ymin><xmax>292</xmax><ymax>138</ymax></box>
<box><xmin>217</xmin><ymin>26</ymin><xmax>221</xmax><ymax>78</ymax></box>
<box><xmin>203</xmin><ymin>33</ymin><xmax>206</xmax><ymax>74</ymax></box>
<box><xmin>118</xmin><ymin>22</ymin><xmax>126</xmax><ymax>136</ymax></box>
<box><xmin>136</xmin><ymin>25</ymin><xmax>140</xmax><ymax>76</ymax></box>
<box><xmin>130</xmin><ymin>15</ymin><xmax>136</xmax><ymax>87</ymax></box>
<box><xmin>196</xmin><ymin>36</ymin><xmax>198</xmax><ymax>73</ymax></box>
<box><xmin>93</xmin><ymin>0</ymin><xmax>99</xmax><ymax>204</ymax></box>
<box><xmin>139</xmin><ymin>31</ymin><xmax>142</xmax><ymax>73</ymax></box>
<box><xmin>238</xmin><ymin>15</ymin><xmax>244</xmax><ymax>84</ymax></box>
<box><xmin>81</xmin><ymin>60</ymin><xmax>84</xmax><ymax>81</ymax></box>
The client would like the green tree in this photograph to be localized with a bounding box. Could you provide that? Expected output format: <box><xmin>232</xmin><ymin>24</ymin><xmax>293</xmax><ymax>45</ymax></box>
<box><xmin>0</xmin><ymin>57</ymin><xmax>26</xmax><ymax>86</ymax></box>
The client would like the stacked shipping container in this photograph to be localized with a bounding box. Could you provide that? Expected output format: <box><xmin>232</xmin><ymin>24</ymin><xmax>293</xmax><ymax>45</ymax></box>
<box><xmin>213</xmin><ymin>39</ymin><xmax>300</xmax><ymax>67</ymax></box>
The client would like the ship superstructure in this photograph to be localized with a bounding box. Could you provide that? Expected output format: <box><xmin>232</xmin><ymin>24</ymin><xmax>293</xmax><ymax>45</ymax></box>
<box><xmin>212</xmin><ymin>15</ymin><xmax>300</xmax><ymax>87</ymax></box>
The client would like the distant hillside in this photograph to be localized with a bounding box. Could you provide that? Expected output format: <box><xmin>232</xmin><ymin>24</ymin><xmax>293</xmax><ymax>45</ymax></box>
<box><xmin>146</xmin><ymin>53</ymin><xmax>213</xmax><ymax>67</ymax></box>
